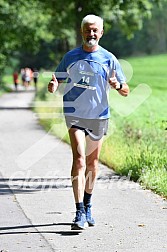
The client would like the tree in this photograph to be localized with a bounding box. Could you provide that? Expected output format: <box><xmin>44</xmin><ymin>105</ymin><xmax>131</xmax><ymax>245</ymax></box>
<box><xmin>44</xmin><ymin>0</ymin><xmax>164</xmax><ymax>45</ymax></box>
<box><xmin>101</xmin><ymin>0</ymin><xmax>167</xmax><ymax>57</ymax></box>
<box><xmin>0</xmin><ymin>0</ymin><xmax>52</xmax><ymax>79</ymax></box>
<box><xmin>0</xmin><ymin>0</ymin><xmax>165</xmax><ymax>79</ymax></box>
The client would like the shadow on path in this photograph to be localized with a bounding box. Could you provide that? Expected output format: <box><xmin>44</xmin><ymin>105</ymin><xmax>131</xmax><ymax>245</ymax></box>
<box><xmin>0</xmin><ymin>177</ymin><xmax>72</xmax><ymax>195</ymax></box>
<box><xmin>0</xmin><ymin>223</ymin><xmax>81</xmax><ymax>236</ymax></box>
<box><xmin>0</xmin><ymin>173</ymin><xmax>125</xmax><ymax>196</ymax></box>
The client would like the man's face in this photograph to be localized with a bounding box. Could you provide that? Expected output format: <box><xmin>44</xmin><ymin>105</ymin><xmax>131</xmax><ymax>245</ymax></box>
<box><xmin>81</xmin><ymin>23</ymin><xmax>103</xmax><ymax>48</ymax></box>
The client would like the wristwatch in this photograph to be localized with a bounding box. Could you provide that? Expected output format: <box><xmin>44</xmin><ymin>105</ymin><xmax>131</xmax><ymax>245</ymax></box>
<box><xmin>116</xmin><ymin>83</ymin><xmax>123</xmax><ymax>90</ymax></box>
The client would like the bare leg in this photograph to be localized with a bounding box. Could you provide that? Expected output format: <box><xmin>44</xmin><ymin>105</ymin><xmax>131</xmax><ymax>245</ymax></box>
<box><xmin>69</xmin><ymin>128</ymin><xmax>86</xmax><ymax>203</ymax></box>
<box><xmin>85</xmin><ymin>136</ymin><xmax>103</xmax><ymax>194</ymax></box>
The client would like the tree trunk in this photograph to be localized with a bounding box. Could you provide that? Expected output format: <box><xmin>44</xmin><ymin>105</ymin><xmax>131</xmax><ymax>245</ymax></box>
<box><xmin>75</xmin><ymin>0</ymin><xmax>84</xmax><ymax>47</ymax></box>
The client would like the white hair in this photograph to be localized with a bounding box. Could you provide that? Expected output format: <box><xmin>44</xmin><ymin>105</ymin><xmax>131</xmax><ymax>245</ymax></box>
<box><xmin>81</xmin><ymin>14</ymin><xmax>103</xmax><ymax>30</ymax></box>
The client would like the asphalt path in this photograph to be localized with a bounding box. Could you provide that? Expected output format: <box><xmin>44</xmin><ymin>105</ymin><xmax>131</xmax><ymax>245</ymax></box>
<box><xmin>0</xmin><ymin>86</ymin><xmax>167</xmax><ymax>252</ymax></box>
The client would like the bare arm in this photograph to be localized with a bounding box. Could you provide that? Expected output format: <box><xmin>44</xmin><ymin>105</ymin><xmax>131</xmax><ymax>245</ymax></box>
<box><xmin>48</xmin><ymin>74</ymin><xmax>63</xmax><ymax>93</ymax></box>
<box><xmin>116</xmin><ymin>83</ymin><xmax>130</xmax><ymax>96</ymax></box>
<box><xmin>109</xmin><ymin>70</ymin><xmax>130</xmax><ymax>96</ymax></box>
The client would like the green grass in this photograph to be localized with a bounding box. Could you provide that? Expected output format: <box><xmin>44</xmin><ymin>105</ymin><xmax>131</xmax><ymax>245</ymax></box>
<box><xmin>101</xmin><ymin>54</ymin><xmax>167</xmax><ymax>197</ymax></box>
<box><xmin>0</xmin><ymin>78</ymin><xmax>13</xmax><ymax>95</ymax></box>
<box><xmin>2</xmin><ymin>75</ymin><xmax>13</xmax><ymax>85</ymax></box>
<box><xmin>4</xmin><ymin>54</ymin><xmax>166</xmax><ymax>198</ymax></box>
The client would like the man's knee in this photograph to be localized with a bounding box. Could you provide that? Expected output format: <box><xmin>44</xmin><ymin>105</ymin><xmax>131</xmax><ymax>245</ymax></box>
<box><xmin>72</xmin><ymin>156</ymin><xmax>86</xmax><ymax>171</ymax></box>
<box><xmin>86</xmin><ymin>158</ymin><xmax>98</xmax><ymax>170</ymax></box>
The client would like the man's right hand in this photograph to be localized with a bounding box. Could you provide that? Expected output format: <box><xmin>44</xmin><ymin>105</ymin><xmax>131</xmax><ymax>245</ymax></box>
<box><xmin>48</xmin><ymin>74</ymin><xmax>58</xmax><ymax>93</ymax></box>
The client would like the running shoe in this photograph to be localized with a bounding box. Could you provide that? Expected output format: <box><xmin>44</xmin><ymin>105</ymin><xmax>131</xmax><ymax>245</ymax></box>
<box><xmin>71</xmin><ymin>210</ymin><xmax>88</xmax><ymax>230</ymax></box>
<box><xmin>85</xmin><ymin>204</ymin><xmax>95</xmax><ymax>226</ymax></box>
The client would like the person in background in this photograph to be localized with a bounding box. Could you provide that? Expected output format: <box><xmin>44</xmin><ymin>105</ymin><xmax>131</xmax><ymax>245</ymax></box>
<box><xmin>13</xmin><ymin>71</ymin><xmax>19</xmax><ymax>91</ymax></box>
<box><xmin>33</xmin><ymin>68</ymin><xmax>39</xmax><ymax>91</ymax></box>
<box><xmin>21</xmin><ymin>68</ymin><xmax>25</xmax><ymax>86</ymax></box>
<box><xmin>48</xmin><ymin>14</ymin><xmax>130</xmax><ymax>230</ymax></box>
<box><xmin>24</xmin><ymin>67</ymin><xmax>32</xmax><ymax>87</ymax></box>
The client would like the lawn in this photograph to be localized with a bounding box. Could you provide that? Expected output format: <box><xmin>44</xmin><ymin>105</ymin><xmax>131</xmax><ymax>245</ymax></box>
<box><xmin>101</xmin><ymin>54</ymin><xmax>167</xmax><ymax>196</ymax></box>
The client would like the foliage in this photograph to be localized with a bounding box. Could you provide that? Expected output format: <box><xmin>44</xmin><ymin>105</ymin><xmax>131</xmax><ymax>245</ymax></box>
<box><xmin>132</xmin><ymin>1</ymin><xmax>167</xmax><ymax>54</ymax></box>
<box><xmin>42</xmin><ymin>0</ymin><xmax>164</xmax><ymax>44</ymax></box>
<box><xmin>0</xmin><ymin>0</ymin><xmax>52</xmax><ymax>78</ymax></box>
<box><xmin>0</xmin><ymin>0</ymin><xmax>165</xmax><ymax>78</ymax></box>
<box><xmin>17</xmin><ymin>39</ymin><xmax>70</xmax><ymax>70</ymax></box>
<box><xmin>101</xmin><ymin>1</ymin><xmax>167</xmax><ymax>57</ymax></box>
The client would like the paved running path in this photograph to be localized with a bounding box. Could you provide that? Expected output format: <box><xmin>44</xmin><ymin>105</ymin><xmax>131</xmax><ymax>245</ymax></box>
<box><xmin>0</xmin><ymin>87</ymin><xmax>167</xmax><ymax>252</ymax></box>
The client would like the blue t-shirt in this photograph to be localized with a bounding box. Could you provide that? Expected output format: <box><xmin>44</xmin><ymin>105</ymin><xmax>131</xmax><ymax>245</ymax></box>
<box><xmin>55</xmin><ymin>46</ymin><xmax>126</xmax><ymax>119</ymax></box>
